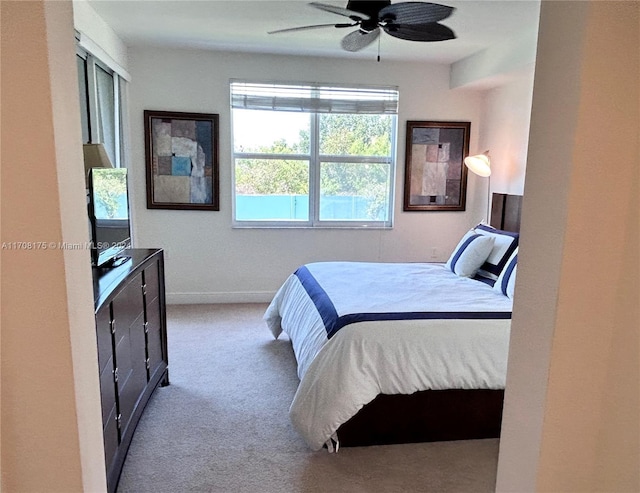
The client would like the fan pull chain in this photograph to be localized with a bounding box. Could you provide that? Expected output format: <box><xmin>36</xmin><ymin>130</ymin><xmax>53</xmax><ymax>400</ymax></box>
<box><xmin>377</xmin><ymin>34</ymin><xmax>381</xmax><ymax>62</ymax></box>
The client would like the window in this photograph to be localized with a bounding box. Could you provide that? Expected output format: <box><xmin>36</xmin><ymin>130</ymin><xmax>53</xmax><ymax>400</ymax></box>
<box><xmin>77</xmin><ymin>47</ymin><xmax>123</xmax><ymax>167</ymax></box>
<box><xmin>231</xmin><ymin>81</ymin><xmax>398</xmax><ymax>228</ymax></box>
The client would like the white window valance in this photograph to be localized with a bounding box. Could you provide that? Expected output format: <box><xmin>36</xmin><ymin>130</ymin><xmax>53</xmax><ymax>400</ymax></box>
<box><xmin>230</xmin><ymin>81</ymin><xmax>399</xmax><ymax>114</ymax></box>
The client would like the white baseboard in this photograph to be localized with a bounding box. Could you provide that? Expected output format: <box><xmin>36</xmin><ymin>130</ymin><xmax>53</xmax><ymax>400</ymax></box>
<box><xmin>166</xmin><ymin>291</ymin><xmax>275</xmax><ymax>305</ymax></box>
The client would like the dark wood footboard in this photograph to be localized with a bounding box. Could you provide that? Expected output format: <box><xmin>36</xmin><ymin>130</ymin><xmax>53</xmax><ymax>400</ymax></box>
<box><xmin>337</xmin><ymin>389</ymin><xmax>504</xmax><ymax>447</ymax></box>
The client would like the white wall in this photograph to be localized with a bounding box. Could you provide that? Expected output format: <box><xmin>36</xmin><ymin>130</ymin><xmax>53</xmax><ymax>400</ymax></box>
<box><xmin>497</xmin><ymin>1</ymin><xmax>639</xmax><ymax>490</ymax></box>
<box><xmin>448</xmin><ymin>9</ymin><xmax>538</xmax><ymax>216</ymax></box>
<box><xmin>478</xmin><ymin>68</ymin><xmax>535</xmax><ymax>196</ymax></box>
<box><xmin>126</xmin><ymin>48</ymin><xmax>487</xmax><ymax>303</ymax></box>
<box><xmin>1</xmin><ymin>1</ymin><xmax>106</xmax><ymax>491</ymax></box>
<box><xmin>450</xmin><ymin>28</ymin><xmax>539</xmax><ymax>91</ymax></box>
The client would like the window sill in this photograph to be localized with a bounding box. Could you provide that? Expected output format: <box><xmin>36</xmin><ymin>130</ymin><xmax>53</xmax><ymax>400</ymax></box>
<box><xmin>231</xmin><ymin>223</ymin><xmax>393</xmax><ymax>230</ymax></box>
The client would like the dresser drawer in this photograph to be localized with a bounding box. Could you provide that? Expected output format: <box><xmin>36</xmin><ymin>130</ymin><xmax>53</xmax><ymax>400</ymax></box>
<box><xmin>103</xmin><ymin>407</ymin><xmax>119</xmax><ymax>479</ymax></box>
<box><xmin>143</xmin><ymin>261</ymin><xmax>160</xmax><ymax>305</ymax></box>
<box><xmin>111</xmin><ymin>274</ymin><xmax>144</xmax><ymax>333</ymax></box>
<box><xmin>146</xmin><ymin>297</ymin><xmax>164</xmax><ymax>379</ymax></box>
<box><xmin>96</xmin><ymin>305</ymin><xmax>113</xmax><ymax>373</ymax></box>
<box><xmin>99</xmin><ymin>356</ymin><xmax>116</xmax><ymax>425</ymax></box>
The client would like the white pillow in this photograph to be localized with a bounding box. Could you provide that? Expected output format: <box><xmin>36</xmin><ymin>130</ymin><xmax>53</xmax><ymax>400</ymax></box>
<box><xmin>446</xmin><ymin>230</ymin><xmax>495</xmax><ymax>278</ymax></box>
<box><xmin>474</xmin><ymin>224</ymin><xmax>520</xmax><ymax>280</ymax></box>
<box><xmin>493</xmin><ymin>248</ymin><xmax>518</xmax><ymax>298</ymax></box>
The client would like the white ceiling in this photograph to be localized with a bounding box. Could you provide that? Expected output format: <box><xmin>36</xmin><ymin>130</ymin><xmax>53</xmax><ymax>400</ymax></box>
<box><xmin>87</xmin><ymin>0</ymin><xmax>540</xmax><ymax>64</ymax></box>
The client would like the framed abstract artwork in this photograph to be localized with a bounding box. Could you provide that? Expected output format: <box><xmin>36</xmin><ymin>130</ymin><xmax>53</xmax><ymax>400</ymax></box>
<box><xmin>403</xmin><ymin>121</ymin><xmax>470</xmax><ymax>211</ymax></box>
<box><xmin>144</xmin><ymin>110</ymin><xmax>220</xmax><ymax>210</ymax></box>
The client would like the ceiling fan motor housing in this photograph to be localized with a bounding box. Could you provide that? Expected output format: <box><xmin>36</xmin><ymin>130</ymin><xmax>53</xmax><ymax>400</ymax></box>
<box><xmin>346</xmin><ymin>1</ymin><xmax>391</xmax><ymax>18</ymax></box>
<box><xmin>347</xmin><ymin>0</ymin><xmax>392</xmax><ymax>33</ymax></box>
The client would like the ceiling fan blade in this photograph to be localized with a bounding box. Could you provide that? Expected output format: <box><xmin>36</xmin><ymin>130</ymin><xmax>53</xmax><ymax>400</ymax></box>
<box><xmin>383</xmin><ymin>22</ymin><xmax>456</xmax><ymax>41</ymax></box>
<box><xmin>379</xmin><ymin>2</ymin><xmax>455</xmax><ymax>25</ymax></box>
<box><xmin>309</xmin><ymin>2</ymin><xmax>370</xmax><ymax>20</ymax></box>
<box><xmin>268</xmin><ymin>23</ymin><xmax>355</xmax><ymax>34</ymax></box>
<box><xmin>341</xmin><ymin>28</ymin><xmax>380</xmax><ymax>52</ymax></box>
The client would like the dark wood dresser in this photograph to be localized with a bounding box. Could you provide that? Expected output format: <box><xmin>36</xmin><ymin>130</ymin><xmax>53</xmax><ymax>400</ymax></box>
<box><xmin>93</xmin><ymin>248</ymin><xmax>169</xmax><ymax>493</ymax></box>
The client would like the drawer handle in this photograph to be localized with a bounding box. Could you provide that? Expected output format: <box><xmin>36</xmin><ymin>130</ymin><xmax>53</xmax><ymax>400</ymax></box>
<box><xmin>110</xmin><ymin>319</ymin><xmax>116</xmax><ymax>334</ymax></box>
<box><xmin>116</xmin><ymin>413</ymin><xmax>122</xmax><ymax>430</ymax></box>
<box><xmin>113</xmin><ymin>367</ymin><xmax>119</xmax><ymax>383</ymax></box>
<box><xmin>141</xmin><ymin>283</ymin><xmax>147</xmax><ymax>296</ymax></box>
<box><xmin>145</xmin><ymin>358</ymin><xmax>150</xmax><ymax>370</ymax></box>
<box><xmin>144</xmin><ymin>321</ymin><xmax>149</xmax><ymax>334</ymax></box>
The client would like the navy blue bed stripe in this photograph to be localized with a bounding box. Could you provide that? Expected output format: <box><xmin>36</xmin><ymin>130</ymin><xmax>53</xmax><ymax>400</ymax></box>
<box><xmin>294</xmin><ymin>266</ymin><xmax>338</xmax><ymax>333</ymax></box>
<box><xmin>475</xmin><ymin>224</ymin><xmax>520</xmax><ymax>276</ymax></box>
<box><xmin>481</xmin><ymin>240</ymin><xmax>519</xmax><ymax>276</ymax></box>
<box><xmin>500</xmin><ymin>253</ymin><xmax>518</xmax><ymax>294</ymax></box>
<box><xmin>295</xmin><ymin>266</ymin><xmax>512</xmax><ymax>340</ymax></box>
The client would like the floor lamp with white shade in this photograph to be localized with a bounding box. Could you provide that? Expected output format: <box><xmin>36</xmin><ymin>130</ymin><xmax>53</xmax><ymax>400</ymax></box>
<box><xmin>464</xmin><ymin>151</ymin><xmax>492</xmax><ymax>223</ymax></box>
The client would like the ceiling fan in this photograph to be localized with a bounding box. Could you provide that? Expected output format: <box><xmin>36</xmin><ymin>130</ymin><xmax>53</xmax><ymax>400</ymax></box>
<box><xmin>268</xmin><ymin>1</ymin><xmax>456</xmax><ymax>53</ymax></box>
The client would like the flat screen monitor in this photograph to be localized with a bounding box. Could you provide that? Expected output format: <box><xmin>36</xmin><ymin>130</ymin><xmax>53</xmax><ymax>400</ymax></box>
<box><xmin>88</xmin><ymin>167</ymin><xmax>131</xmax><ymax>267</ymax></box>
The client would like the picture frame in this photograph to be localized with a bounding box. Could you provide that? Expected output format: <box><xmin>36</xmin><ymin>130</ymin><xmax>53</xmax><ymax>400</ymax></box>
<box><xmin>144</xmin><ymin>110</ymin><xmax>219</xmax><ymax>210</ymax></box>
<box><xmin>403</xmin><ymin>120</ymin><xmax>470</xmax><ymax>211</ymax></box>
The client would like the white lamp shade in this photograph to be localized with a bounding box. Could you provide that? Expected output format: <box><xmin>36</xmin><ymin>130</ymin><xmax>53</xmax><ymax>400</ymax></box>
<box><xmin>464</xmin><ymin>153</ymin><xmax>491</xmax><ymax>177</ymax></box>
<box><xmin>83</xmin><ymin>143</ymin><xmax>113</xmax><ymax>174</ymax></box>
<box><xmin>82</xmin><ymin>143</ymin><xmax>114</xmax><ymax>188</ymax></box>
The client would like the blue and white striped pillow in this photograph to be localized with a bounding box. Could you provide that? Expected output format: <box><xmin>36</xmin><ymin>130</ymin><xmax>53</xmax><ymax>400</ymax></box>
<box><xmin>474</xmin><ymin>224</ymin><xmax>519</xmax><ymax>281</ymax></box>
<box><xmin>446</xmin><ymin>230</ymin><xmax>495</xmax><ymax>278</ymax></box>
<box><xmin>493</xmin><ymin>248</ymin><xmax>518</xmax><ymax>298</ymax></box>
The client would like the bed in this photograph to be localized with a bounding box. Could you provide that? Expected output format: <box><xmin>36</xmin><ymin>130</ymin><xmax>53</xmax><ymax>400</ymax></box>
<box><xmin>265</xmin><ymin>194</ymin><xmax>522</xmax><ymax>451</ymax></box>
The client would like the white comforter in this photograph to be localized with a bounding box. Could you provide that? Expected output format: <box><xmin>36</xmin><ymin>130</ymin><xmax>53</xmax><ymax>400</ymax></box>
<box><xmin>264</xmin><ymin>261</ymin><xmax>512</xmax><ymax>451</ymax></box>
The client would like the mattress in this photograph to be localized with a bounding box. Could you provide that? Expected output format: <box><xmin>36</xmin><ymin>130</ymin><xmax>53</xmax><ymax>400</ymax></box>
<box><xmin>264</xmin><ymin>261</ymin><xmax>512</xmax><ymax>450</ymax></box>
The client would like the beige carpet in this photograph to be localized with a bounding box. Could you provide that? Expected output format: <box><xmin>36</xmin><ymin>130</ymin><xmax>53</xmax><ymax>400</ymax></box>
<box><xmin>117</xmin><ymin>303</ymin><xmax>499</xmax><ymax>493</ymax></box>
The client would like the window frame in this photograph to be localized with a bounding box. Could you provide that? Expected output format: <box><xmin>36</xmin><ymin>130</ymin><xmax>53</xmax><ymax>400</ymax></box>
<box><xmin>231</xmin><ymin>81</ymin><xmax>398</xmax><ymax>229</ymax></box>
<box><xmin>76</xmin><ymin>46</ymin><xmax>123</xmax><ymax>168</ymax></box>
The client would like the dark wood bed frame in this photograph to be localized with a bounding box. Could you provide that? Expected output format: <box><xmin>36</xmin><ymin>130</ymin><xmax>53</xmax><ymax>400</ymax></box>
<box><xmin>336</xmin><ymin>193</ymin><xmax>523</xmax><ymax>447</ymax></box>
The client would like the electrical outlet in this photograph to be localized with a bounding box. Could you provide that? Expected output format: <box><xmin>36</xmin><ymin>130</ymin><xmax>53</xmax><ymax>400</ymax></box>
<box><xmin>430</xmin><ymin>247</ymin><xmax>438</xmax><ymax>259</ymax></box>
